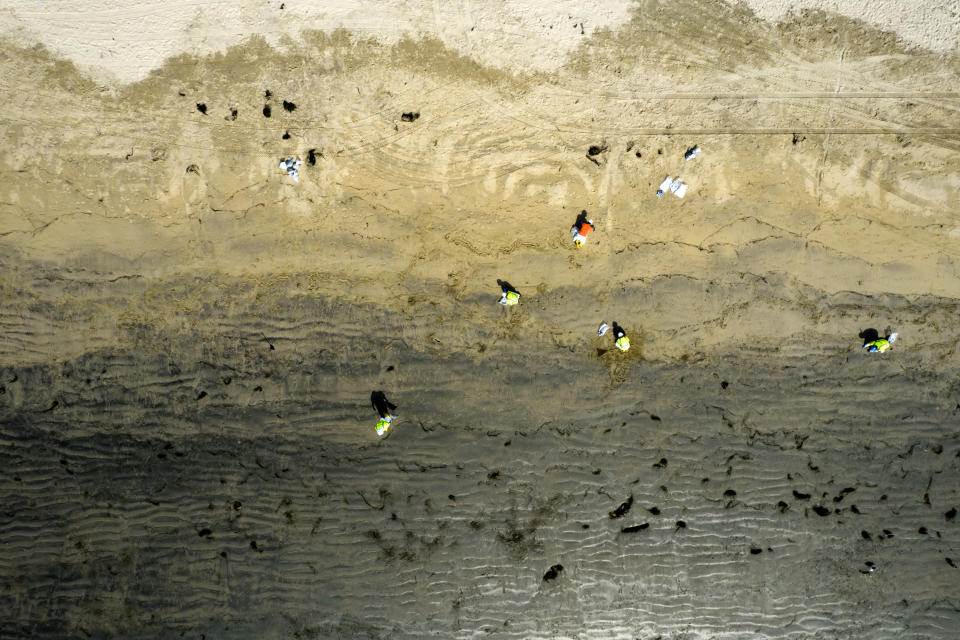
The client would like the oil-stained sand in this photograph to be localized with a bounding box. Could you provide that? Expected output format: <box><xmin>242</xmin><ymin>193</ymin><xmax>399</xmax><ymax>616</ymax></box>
<box><xmin>1</xmin><ymin>0</ymin><xmax>959</xmax><ymax>638</ymax></box>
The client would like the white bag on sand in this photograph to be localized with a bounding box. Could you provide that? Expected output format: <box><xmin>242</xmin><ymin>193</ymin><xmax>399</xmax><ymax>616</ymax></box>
<box><xmin>659</xmin><ymin>176</ymin><xmax>674</xmax><ymax>192</ymax></box>
<box><xmin>279</xmin><ymin>157</ymin><xmax>301</xmax><ymax>182</ymax></box>
<box><xmin>598</xmin><ymin>323</ymin><xmax>610</xmax><ymax>337</ymax></box>
<box><xmin>674</xmin><ymin>183</ymin><xmax>688</xmax><ymax>198</ymax></box>
<box><xmin>888</xmin><ymin>332</ymin><xmax>898</xmax><ymax>344</ymax></box>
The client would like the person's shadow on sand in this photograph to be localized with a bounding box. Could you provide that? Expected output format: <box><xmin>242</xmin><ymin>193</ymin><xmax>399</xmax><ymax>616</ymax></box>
<box><xmin>370</xmin><ymin>391</ymin><xmax>397</xmax><ymax>418</ymax></box>
<box><xmin>859</xmin><ymin>328</ymin><xmax>879</xmax><ymax>346</ymax></box>
<box><xmin>572</xmin><ymin>210</ymin><xmax>590</xmax><ymax>229</ymax></box>
<box><xmin>497</xmin><ymin>279</ymin><xmax>518</xmax><ymax>294</ymax></box>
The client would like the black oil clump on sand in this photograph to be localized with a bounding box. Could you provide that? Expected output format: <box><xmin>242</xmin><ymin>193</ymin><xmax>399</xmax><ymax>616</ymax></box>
<box><xmin>401</xmin><ymin>111</ymin><xmax>420</xmax><ymax>122</ymax></box>
<box><xmin>609</xmin><ymin>495</ymin><xmax>633</xmax><ymax>519</ymax></box>
<box><xmin>621</xmin><ymin>523</ymin><xmax>649</xmax><ymax>533</ymax></box>
<box><xmin>283</xmin><ymin>100</ymin><xmax>297</xmax><ymax>112</ymax></box>
<box><xmin>542</xmin><ymin>564</ymin><xmax>564</xmax><ymax>581</ymax></box>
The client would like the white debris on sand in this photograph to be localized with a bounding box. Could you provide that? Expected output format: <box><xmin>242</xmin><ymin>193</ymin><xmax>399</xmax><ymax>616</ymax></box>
<box><xmin>279</xmin><ymin>157</ymin><xmax>302</xmax><ymax>182</ymax></box>
<box><xmin>657</xmin><ymin>176</ymin><xmax>687</xmax><ymax>198</ymax></box>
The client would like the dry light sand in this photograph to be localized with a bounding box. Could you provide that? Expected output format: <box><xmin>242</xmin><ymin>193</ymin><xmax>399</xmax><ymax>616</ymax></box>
<box><xmin>0</xmin><ymin>0</ymin><xmax>959</xmax><ymax>638</ymax></box>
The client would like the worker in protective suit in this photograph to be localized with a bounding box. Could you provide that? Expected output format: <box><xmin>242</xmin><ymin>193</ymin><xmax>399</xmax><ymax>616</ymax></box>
<box><xmin>570</xmin><ymin>210</ymin><xmax>595</xmax><ymax>247</ymax></box>
<box><xmin>612</xmin><ymin>322</ymin><xmax>630</xmax><ymax>352</ymax></box>
<box><xmin>371</xmin><ymin>391</ymin><xmax>397</xmax><ymax>436</ymax></box>
<box><xmin>863</xmin><ymin>332</ymin><xmax>898</xmax><ymax>353</ymax></box>
<box><xmin>497</xmin><ymin>279</ymin><xmax>521</xmax><ymax>306</ymax></box>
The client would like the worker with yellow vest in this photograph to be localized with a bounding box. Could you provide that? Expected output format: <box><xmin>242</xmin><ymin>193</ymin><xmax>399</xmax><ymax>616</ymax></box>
<box><xmin>497</xmin><ymin>279</ymin><xmax>521</xmax><ymax>306</ymax></box>
<box><xmin>612</xmin><ymin>322</ymin><xmax>630</xmax><ymax>352</ymax></box>
<box><xmin>371</xmin><ymin>391</ymin><xmax>397</xmax><ymax>436</ymax></box>
<box><xmin>863</xmin><ymin>332</ymin><xmax>898</xmax><ymax>353</ymax></box>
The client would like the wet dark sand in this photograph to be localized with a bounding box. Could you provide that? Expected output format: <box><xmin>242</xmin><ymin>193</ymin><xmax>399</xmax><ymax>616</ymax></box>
<box><xmin>1</xmin><ymin>264</ymin><xmax>958</xmax><ymax>639</ymax></box>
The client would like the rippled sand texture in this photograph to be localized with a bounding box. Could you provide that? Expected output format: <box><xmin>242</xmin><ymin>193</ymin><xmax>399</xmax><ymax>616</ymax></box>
<box><xmin>1</xmin><ymin>1</ymin><xmax>959</xmax><ymax>638</ymax></box>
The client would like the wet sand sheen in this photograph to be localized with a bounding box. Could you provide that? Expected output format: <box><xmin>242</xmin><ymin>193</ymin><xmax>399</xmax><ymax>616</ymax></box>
<box><xmin>1</xmin><ymin>271</ymin><xmax>959</xmax><ymax>638</ymax></box>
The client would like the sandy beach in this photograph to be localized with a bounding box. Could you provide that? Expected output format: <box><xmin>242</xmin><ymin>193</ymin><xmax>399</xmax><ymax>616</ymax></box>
<box><xmin>1</xmin><ymin>0</ymin><xmax>959</xmax><ymax>638</ymax></box>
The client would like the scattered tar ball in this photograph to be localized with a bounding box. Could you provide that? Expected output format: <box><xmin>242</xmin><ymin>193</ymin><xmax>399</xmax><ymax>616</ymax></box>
<box><xmin>721</xmin><ymin>380</ymin><xmax>729</xmax><ymax>389</ymax></box>
<box><xmin>587</xmin><ymin>144</ymin><xmax>607</xmax><ymax>156</ymax></box>
<box><xmin>793</xmin><ymin>490</ymin><xmax>811</xmax><ymax>500</ymax></box>
<box><xmin>401</xmin><ymin>111</ymin><xmax>420</xmax><ymax>122</ymax></box>
<box><xmin>750</xmin><ymin>547</ymin><xmax>763</xmax><ymax>555</ymax></box>
<box><xmin>228</xmin><ymin>108</ymin><xmax>237</xmax><ymax>121</ymax></box>
<box><xmin>448</xmin><ymin>495</ymin><xmax>455</xmax><ymax>501</ymax></box>
<box><xmin>622</xmin><ymin>523</ymin><xmax>649</xmax><ymax>533</ymax></box>
<box><xmin>265</xmin><ymin>89</ymin><xmax>272</xmax><ymax>99</ymax></box>
<box><xmin>283</xmin><ymin>100</ymin><xmax>297</xmax><ymax>112</ymax></box>
<box><xmin>487</xmin><ymin>470</ymin><xmax>500</xmax><ymax>480</ymax></box>
<box><xmin>850</xmin><ymin>504</ymin><xmax>861</xmax><ymax>514</ymax></box>
<box><xmin>263</xmin><ymin>104</ymin><xmax>272</xmax><ymax>118</ymax></box>
<box><xmin>609</xmin><ymin>495</ymin><xmax>633</xmax><ymax>519</ymax></box>
<box><xmin>307</xmin><ymin>148</ymin><xmax>320</xmax><ymax>165</ymax></box>
<box><xmin>813</xmin><ymin>506</ymin><xmax>830</xmax><ymax>516</ymax></box>
<box><xmin>724</xmin><ymin>489</ymin><xmax>737</xmax><ymax>498</ymax></box>
<box><xmin>198</xmin><ymin>528</ymin><xmax>212</xmax><ymax>537</ymax></box>
<box><xmin>860</xmin><ymin>561</ymin><xmax>876</xmax><ymax>574</ymax></box>
<box><xmin>635</xmin><ymin>151</ymin><xmax>642</xmax><ymax>158</ymax></box>
<box><xmin>233</xmin><ymin>501</ymin><xmax>242</xmax><ymax>511</ymax></box>
<box><xmin>650</xmin><ymin>414</ymin><xmax>661</xmax><ymax>421</ymax></box>
<box><xmin>861</xmin><ymin>530</ymin><xmax>872</xmax><ymax>540</ymax></box>
<box><xmin>250</xmin><ymin>540</ymin><xmax>259</xmax><ymax>550</ymax></box>
<box><xmin>282</xmin><ymin>131</ymin><xmax>290</xmax><ymax>140</ymax></box>
<box><xmin>196</xmin><ymin>391</ymin><xmax>207</xmax><ymax>400</ymax></box>
<box><xmin>219</xmin><ymin>551</ymin><xmax>227</xmax><ymax>558</ymax></box>
<box><xmin>386</xmin><ymin>365</ymin><xmax>394</xmax><ymax>372</ymax></box>
<box><xmin>675</xmin><ymin>520</ymin><xmax>687</xmax><ymax>529</ymax></box>
<box><xmin>542</xmin><ymin>564</ymin><xmax>564</xmax><ymax>581</ymax></box>
<box><xmin>947</xmin><ymin>558</ymin><xmax>958</xmax><ymax>568</ymax></box>
<box><xmin>196</xmin><ymin>103</ymin><xmax>207</xmax><ymax>115</ymax></box>
<box><xmin>946</xmin><ymin>507</ymin><xmax>957</xmax><ymax>521</ymax></box>
<box><xmin>658</xmin><ymin>148</ymin><xmax>663</xmax><ymax>154</ymax></box>
<box><xmin>648</xmin><ymin>506</ymin><xmax>660</xmax><ymax>515</ymax></box>
<box><xmin>581</xmin><ymin>523</ymin><xmax>590</xmax><ymax>529</ymax></box>
<box><xmin>653</xmin><ymin>458</ymin><xmax>668</xmax><ymax>469</ymax></box>
<box><xmin>185</xmin><ymin>164</ymin><xmax>200</xmax><ymax>175</ymax></box>
<box><xmin>882</xmin><ymin>529</ymin><xmax>894</xmax><ymax>538</ymax></box>
<box><xmin>919</xmin><ymin>526</ymin><xmax>928</xmax><ymax>534</ymax></box>
<box><xmin>777</xmin><ymin>501</ymin><xmax>789</xmax><ymax>512</ymax></box>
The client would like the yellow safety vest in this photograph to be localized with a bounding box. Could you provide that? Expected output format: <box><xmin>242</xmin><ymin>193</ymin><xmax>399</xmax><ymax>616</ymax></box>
<box><xmin>376</xmin><ymin>416</ymin><xmax>392</xmax><ymax>435</ymax></box>
<box><xmin>615</xmin><ymin>336</ymin><xmax>630</xmax><ymax>351</ymax></box>
<box><xmin>871</xmin><ymin>339</ymin><xmax>890</xmax><ymax>353</ymax></box>
<box><xmin>504</xmin><ymin>291</ymin><xmax>520</xmax><ymax>305</ymax></box>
